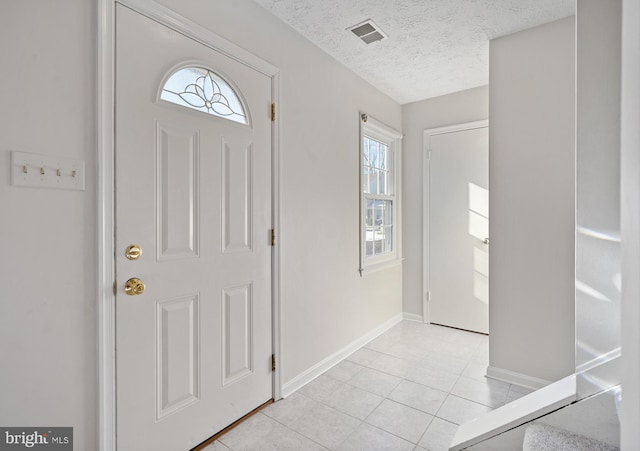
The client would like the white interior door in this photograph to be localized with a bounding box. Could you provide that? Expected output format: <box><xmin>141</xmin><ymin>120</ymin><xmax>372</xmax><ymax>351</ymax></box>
<box><xmin>115</xmin><ymin>5</ymin><xmax>273</xmax><ymax>450</ymax></box>
<box><xmin>426</xmin><ymin>123</ymin><xmax>489</xmax><ymax>334</ymax></box>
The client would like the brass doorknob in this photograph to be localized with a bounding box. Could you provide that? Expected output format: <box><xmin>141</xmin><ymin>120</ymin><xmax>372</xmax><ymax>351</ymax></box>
<box><xmin>125</xmin><ymin>244</ymin><xmax>142</xmax><ymax>260</ymax></box>
<box><xmin>483</xmin><ymin>238</ymin><xmax>490</xmax><ymax>245</ymax></box>
<box><xmin>125</xmin><ymin>278</ymin><xmax>145</xmax><ymax>296</ymax></box>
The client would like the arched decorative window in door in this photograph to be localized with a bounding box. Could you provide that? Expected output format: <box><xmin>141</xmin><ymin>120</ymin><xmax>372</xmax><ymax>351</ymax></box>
<box><xmin>160</xmin><ymin>66</ymin><xmax>248</xmax><ymax>125</ymax></box>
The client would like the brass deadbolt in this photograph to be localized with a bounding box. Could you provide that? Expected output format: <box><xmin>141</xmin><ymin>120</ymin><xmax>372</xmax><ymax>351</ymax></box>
<box><xmin>125</xmin><ymin>244</ymin><xmax>142</xmax><ymax>260</ymax></box>
<box><xmin>125</xmin><ymin>278</ymin><xmax>145</xmax><ymax>296</ymax></box>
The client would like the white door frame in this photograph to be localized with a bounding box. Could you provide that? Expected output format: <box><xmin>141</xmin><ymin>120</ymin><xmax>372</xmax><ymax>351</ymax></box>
<box><xmin>97</xmin><ymin>1</ymin><xmax>282</xmax><ymax>449</ymax></box>
<box><xmin>422</xmin><ymin>120</ymin><xmax>488</xmax><ymax>323</ymax></box>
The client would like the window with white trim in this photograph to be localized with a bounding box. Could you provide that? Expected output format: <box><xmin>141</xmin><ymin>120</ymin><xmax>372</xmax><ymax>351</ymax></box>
<box><xmin>360</xmin><ymin>114</ymin><xmax>402</xmax><ymax>274</ymax></box>
<box><xmin>160</xmin><ymin>66</ymin><xmax>248</xmax><ymax>125</ymax></box>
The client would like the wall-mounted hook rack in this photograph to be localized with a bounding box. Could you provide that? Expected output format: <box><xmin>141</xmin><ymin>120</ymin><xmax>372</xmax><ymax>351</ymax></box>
<box><xmin>11</xmin><ymin>151</ymin><xmax>85</xmax><ymax>191</ymax></box>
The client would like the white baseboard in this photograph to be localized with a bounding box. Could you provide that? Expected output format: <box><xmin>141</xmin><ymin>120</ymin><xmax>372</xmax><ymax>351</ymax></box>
<box><xmin>403</xmin><ymin>312</ymin><xmax>424</xmax><ymax>323</ymax></box>
<box><xmin>281</xmin><ymin>313</ymin><xmax>403</xmax><ymax>398</ymax></box>
<box><xmin>486</xmin><ymin>366</ymin><xmax>552</xmax><ymax>391</ymax></box>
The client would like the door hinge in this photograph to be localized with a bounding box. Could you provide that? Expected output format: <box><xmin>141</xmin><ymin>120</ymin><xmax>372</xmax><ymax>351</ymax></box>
<box><xmin>271</xmin><ymin>354</ymin><xmax>276</xmax><ymax>371</ymax></box>
<box><xmin>271</xmin><ymin>103</ymin><xmax>276</xmax><ymax>122</ymax></box>
<box><xmin>271</xmin><ymin>229</ymin><xmax>276</xmax><ymax>246</ymax></box>
<box><xmin>426</xmin><ymin>291</ymin><xmax>431</xmax><ymax>301</ymax></box>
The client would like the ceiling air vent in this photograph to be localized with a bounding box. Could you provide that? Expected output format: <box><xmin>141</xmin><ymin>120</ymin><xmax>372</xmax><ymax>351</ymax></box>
<box><xmin>347</xmin><ymin>19</ymin><xmax>388</xmax><ymax>45</ymax></box>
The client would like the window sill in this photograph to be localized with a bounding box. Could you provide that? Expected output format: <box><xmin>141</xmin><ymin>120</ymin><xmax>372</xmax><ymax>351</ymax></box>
<box><xmin>359</xmin><ymin>257</ymin><xmax>404</xmax><ymax>276</ymax></box>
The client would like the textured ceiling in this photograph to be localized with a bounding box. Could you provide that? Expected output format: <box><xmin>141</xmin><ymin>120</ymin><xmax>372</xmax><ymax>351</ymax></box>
<box><xmin>252</xmin><ymin>0</ymin><xmax>575</xmax><ymax>104</ymax></box>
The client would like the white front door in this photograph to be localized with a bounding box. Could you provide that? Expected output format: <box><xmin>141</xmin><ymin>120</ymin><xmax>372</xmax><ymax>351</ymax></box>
<box><xmin>115</xmin><ymin>5</ymin><xmax>273</xmax><ymax>450</ymax></box>
<box><xmin>426</xmin><ymin>122</ymin><xmax>489</xmax><ymax>334</ymax></box>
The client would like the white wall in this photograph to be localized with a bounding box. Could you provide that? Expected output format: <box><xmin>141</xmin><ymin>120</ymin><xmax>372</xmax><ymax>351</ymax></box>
<box><xmin>0</xmin><ymin>1</ymin><xmax>97</xmax><ymax>450</ymax></box>
<box><xmin>0</xmin><ymin>0</ymin><xmax>402</xmax><ymax>448</ymax></box>
<box><xmin>620</xmin><ymin>0</ymin><xmax>640</xmax><ymax>447</ymax></box>
<box><xmin>488</xmin><ymin>17</ymin><xmax>576</xmax><ymax>383</ymax></box>
<box><xmin>401</xmin><ymin>86</ymin><xmax>489</xmax><ymax>318</ymax></box>
<box><xmin>575</xmin><ymin>0</ymin><xmax>622</xmax><ymax>396</ymax></box>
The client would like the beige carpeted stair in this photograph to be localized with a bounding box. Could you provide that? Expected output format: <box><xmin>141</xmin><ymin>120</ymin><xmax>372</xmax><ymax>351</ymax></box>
<box><xmin>523</xmin><ymin>423</ymin><xmax>619</xmax><ymax>451</ymax></box>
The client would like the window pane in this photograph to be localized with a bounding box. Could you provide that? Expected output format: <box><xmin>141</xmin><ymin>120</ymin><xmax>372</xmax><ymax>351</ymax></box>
<box><xmin>363</xmin><ymin>138</ymin><xmax>370</xmax><ymax>167</ymax></box>
<box><xmin>383</xmin><ymin>225</ymin><xmax>393</xmax><ymax>253</ymax></box>
<box><xmin>365</xmin><ymin>198</ymin><xmax>393</xmax><ymax>257</ymax></box>
<box><xmin>366</xmin><ymin>201</ymin><xmax>374</xmax><ymax>226</ymax></box>
<box><xmin>372</xmin><ymin>141</ymin><xmax>379</xmax><ymax>169</ymax></box>
<box><xmin>160</xmin><ymin>67</ymin><xmax>248</xmax><ymax>124</ymax></box>
<box><xmin>373</xmin><ymin>141</ymin><xmax>377</xmax><ymax>163</ymax></box>
<box><xmin>379</xmin><ymin>145</ymin><xmax>387</xmax><ymax>171</ymax></box>
<box><xmin>363</xmin><ymin>135</ymin><xmax>390</xmax><ymax>195</ymax></box>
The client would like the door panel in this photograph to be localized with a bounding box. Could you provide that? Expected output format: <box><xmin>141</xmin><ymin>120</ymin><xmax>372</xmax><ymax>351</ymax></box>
<box><xmin>115</xmin><ymin>5</ymin><xmax>272</xmax><ymax>450</ymax></box>
<box><xmin>156</xmin><ymin>294</ymin><xmax>200</xmax><ymax>419</ymax></box>
<box><xmin>428</xmin><ymin>125</ymin><xmax>489</xmax><ymax>334</ymax></box>
<box><xmin>221</xmin><ymin>283</ymin><xmax>253</xmax><ymax>385</ymax></box>
<box><xmin>156</xmin><ymin>122</ymin><xmax>200</xmax><ymax>259</ymax></box>
<box><xmin>222</xmin><ymin>141</ymin><xmax>253</xmax><ymax>253</ymax></box>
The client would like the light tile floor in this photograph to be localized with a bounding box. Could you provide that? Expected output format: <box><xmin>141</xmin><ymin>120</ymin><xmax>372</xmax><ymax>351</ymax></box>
<box><xmin>205</xmin><ymin>321</ymin><xmax>533</xmax><ymax>451</ymax></box>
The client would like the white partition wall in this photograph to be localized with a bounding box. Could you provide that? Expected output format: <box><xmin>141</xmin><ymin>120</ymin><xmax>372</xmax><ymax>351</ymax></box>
<box><xmin>620</xmin><ymin>0</ymin><xmax>640</xmax><ymax>447</ymax></box>
<box><xmin>575</xmin><ymin>0</ymin><xmax>623</xmax><ymax>398</ymax></box>
<box><xmin>488</xmin><ymin>17</ymin><xmax>576</xmax><ymax>385</ymax></box>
